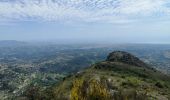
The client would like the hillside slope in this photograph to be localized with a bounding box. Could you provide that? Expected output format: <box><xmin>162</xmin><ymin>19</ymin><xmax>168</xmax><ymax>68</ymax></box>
<box><xmin>24</xmin><ymin>51</ymin><xmax>170</xmax><ymax>100</ymax></box>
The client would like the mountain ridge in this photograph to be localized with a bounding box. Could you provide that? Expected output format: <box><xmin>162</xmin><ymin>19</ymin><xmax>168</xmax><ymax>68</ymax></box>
<box><xmin>23</xmin><ymin>51</ymin><xmax>170</xmax><ymax>100</ymax></box>
<box><xmin>106</xmin><ymin>51</ymin><xmax>148</xmax><ymax>67</ymax></box>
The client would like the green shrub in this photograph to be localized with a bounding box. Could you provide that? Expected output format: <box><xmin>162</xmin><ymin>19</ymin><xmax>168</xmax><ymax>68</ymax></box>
<box><xmin>121</xmin><ymin>77</ymin><xmax>141</xmax><ymax>87</ymax></box>
<box><xmin>155</xmin><ymin>82</ymin><xmax>164</xmax><ymax>88</ymax></box>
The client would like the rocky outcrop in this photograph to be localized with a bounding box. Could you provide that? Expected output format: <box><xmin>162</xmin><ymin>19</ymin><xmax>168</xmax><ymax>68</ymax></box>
<box><xmin>106</xmin><ymin>51</ymin><xmax>147</xmax><ymax>67</ymax></box>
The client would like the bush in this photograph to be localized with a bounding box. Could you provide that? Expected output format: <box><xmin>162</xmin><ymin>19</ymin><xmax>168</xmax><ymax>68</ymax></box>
<box><xmin>155</xmin><ymin>82</ymin><xmax>164</xmax><ymax>88</ymax></box>
<box><xmin>121</xmin><ymin>77</ymin><xmax>141</xmax><ymax>87</ymax></box>
<box><xmin>70</xmin><ymin>79</ymin><xmax>111</xmax><ymax>100</ymax></box>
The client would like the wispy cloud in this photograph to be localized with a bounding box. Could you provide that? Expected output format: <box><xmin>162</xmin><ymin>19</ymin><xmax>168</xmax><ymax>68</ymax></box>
<box><xmin>0</xmin><ymin>0</ymin><xmax>170</xmax><ymax>23</ymax></box>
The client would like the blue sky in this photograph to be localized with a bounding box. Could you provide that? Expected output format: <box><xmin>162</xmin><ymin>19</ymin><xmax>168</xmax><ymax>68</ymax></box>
<box><xmin>0</xmin><ymin>0</ymin><xmax>170</xmax><ymax>43</ymax></box>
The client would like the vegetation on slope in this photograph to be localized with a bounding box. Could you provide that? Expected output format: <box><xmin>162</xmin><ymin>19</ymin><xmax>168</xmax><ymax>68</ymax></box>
<box><xmin>24</xmin><ymin>51</ymin><xmax>170</xmax><ymax>100</ymax></box>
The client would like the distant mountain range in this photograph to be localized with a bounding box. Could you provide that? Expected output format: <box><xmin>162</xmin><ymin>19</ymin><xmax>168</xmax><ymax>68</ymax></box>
<box><xmin>0</xmin><ymin>40</ymin><xmax>27</xmax><ymax>47</ymax></box>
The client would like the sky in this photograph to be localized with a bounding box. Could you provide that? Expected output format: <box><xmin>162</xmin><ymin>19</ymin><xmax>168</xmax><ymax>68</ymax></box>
<box><xmin>0</xmin><ymin>0</ymin><xmax>170</xmax><ymax>43</ymax></box>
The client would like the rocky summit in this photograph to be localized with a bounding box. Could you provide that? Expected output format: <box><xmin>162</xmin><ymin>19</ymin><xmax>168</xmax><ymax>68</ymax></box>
<box><xmin>107</xmin><ymin>51</ymin><xmax>147</xmax><ymax>67</ymax></box>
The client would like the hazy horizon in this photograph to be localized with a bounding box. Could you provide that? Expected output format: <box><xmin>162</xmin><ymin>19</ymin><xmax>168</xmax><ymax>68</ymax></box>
<box><xmin>0</xmin><ymin>0</ymin><xmax>170</xmax><ymax>43</ymax></box>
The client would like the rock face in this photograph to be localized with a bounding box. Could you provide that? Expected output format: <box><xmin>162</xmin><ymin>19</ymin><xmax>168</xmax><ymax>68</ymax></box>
<box><xmin>107</xmin><ymin>51</ymin><xmax>147</xmax><ymax>67</ymax></box>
